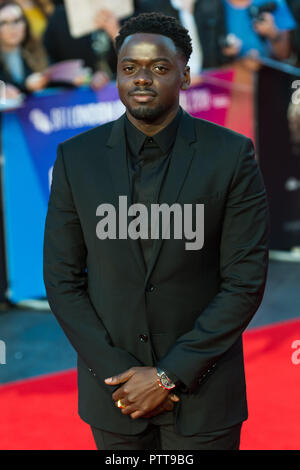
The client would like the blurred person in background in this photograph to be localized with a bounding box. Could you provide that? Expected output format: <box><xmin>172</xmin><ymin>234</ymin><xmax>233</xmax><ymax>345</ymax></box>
<box><xmin>43</xmin><ymin>1</ymin><xmax>143</xmax><ymax>90</ymax></box>
<box><xmin>14</xmin><ymin>0</ymin><xmax>54</xmax><ymax>39</ymax></box>
<box><xmin>286</xmin><ymin>0</ymin><xmax>300</xmax><ymax>65</ymax></box>
<box><xmin>139</xmin><ymin>0</ymin><xmax>231</xmax><ymax>73</ymax></box>
<box><xmin>222</xmin><ymin>0</ymin><xmax>297</xmax><ymax>62</ymax></box>
<box><xmin>0</xmin><ymin>1</ymin><xmax>49</xmax><ymax>100</ymax></box>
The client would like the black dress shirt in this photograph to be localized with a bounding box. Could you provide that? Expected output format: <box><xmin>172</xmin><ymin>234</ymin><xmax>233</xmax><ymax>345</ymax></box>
<box><xmin>125</xmin><ymin>108</ymin><xmax>182</xmax><ymax>271</ymax></box>
<box><xmin>124</xmin><ymin>108</ymin><xmax>188</xmax><ymax>424</ymax></box>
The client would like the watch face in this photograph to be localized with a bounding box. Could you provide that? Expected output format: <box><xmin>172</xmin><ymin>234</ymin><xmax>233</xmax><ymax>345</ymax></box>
<box><xmin>160</xmin><ymin>372</ymin><xmax>175</xmax><ymax>389</ymax></box>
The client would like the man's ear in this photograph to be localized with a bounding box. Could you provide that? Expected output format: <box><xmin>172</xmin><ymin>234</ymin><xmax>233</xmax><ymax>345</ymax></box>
<box><xmin>181</xmin><ymin>65</ymin><xmax>191</xmax><ymax>90</ymax></box>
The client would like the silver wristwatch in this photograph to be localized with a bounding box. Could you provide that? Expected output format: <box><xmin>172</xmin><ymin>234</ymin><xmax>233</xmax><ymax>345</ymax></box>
<box><xmin>156</xmin><ymin>367</ymin><xmax>176</xmax><ymax>390</ymax></box>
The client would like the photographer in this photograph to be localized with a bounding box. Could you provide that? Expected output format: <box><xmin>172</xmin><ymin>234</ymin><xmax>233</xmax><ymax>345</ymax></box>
<box><xmin>222</xmin><ymin>0</ymin><xmax>296</xmax><ymax>61</ymax></box>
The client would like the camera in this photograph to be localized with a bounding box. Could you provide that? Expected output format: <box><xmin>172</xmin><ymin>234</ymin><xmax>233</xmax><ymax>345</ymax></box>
<box><xmin>248</xmin><ymin>1</ymin><xmax>277</xmax><ymax>22</ymax></box>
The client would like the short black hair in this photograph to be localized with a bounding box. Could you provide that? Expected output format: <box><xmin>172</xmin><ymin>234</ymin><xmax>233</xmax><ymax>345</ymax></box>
<box><xmin>115</xmin><ymin>12</ymin><xmax>193</xmax><ymax>64</ymax></box>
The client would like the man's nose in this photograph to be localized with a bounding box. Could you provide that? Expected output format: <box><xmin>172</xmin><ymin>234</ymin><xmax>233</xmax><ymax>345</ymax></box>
<box><xmin>133</xmin><ymin>69</ymin><xmax>153</xmax><ymax>86</ymax></box>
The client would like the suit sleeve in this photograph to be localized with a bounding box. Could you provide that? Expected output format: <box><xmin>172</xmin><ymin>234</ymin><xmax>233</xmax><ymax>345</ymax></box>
<box><xmin>43</xmin><ymin>144</ymin><xmax>143</xmax><ymax>389</ymax></box>
<box><xmin>157</xmin><ymin>137</ymin><xmax>270</xmax><ymax>392</ymax></box>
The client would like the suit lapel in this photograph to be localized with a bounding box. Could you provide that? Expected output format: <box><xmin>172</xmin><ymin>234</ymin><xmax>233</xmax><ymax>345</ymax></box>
<box><xmin>106</xmin><ymin>114</ymin><xmax>147</xmax><ymax>277</ymax></box>
<box><xmin>106</xmin><ymin>110</ymin><xmax>197</xmax><ymax>284</ymax></box>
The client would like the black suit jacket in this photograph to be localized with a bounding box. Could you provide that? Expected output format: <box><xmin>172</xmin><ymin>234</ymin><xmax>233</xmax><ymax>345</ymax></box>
<box><xmin>43</xmin><ymin>109</ymin><xmax>270</xmax><ymax>435</ymax></box>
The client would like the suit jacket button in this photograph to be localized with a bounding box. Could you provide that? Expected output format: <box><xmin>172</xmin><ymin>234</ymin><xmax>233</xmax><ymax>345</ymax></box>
<box><xmin>146</xmin><ymin>284</ymin><xmax>156</xmax><ymax>293</ymax></box>
<box><xmin>139</xmin><ymin>334</ymin><xmax>148</xmax><ymax>343</ymax></box>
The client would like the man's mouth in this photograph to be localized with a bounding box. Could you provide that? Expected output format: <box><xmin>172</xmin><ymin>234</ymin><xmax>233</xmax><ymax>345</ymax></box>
<box><xmin>129</xmin><ymin>91</ymin><xmax>157</xmax><ymax>103</ymax></box>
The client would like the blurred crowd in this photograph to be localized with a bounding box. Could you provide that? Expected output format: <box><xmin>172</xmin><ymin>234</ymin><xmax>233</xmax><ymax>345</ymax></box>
<box><xmin>0</xmin><ymin>0</ymin><xmax>299</xmax><ymax>102</ymax></box>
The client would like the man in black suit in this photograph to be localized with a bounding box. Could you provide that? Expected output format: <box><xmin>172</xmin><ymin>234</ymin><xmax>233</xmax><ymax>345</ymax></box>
<box><xmin>43</xmin><ymin>12</ymin><xmax>270</xmax><ymax>450</ymax></box>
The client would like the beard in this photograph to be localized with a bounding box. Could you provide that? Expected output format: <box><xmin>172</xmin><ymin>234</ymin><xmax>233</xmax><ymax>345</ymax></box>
<box><xmin>126</xmin><ymin>102</ymin><xmax>167</xmax><ymax>122</ymax></box>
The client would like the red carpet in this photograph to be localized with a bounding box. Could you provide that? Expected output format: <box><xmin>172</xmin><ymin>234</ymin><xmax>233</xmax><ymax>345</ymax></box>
<box><xmin>240</xmin><ymin>318</ymin><xmax>300</xmax><ymax>450</ymax></box>
<box><xmin>0</xmin><ymin>318</ymin><xmax>299</xmax><ymax>450</ymax></box>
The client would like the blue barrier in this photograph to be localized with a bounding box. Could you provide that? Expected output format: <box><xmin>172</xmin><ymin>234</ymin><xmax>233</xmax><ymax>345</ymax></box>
<box><xmin>2</xmin><ymin>84</ymin><xmax>124</xmax><ymax>302</ymax></box>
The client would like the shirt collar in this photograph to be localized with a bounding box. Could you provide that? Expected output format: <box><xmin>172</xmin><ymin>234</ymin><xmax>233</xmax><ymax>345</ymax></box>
<box><xmin>125</xmin><ymin>106</ymin><xmax>183</xmax><ymax>155</ymax></box>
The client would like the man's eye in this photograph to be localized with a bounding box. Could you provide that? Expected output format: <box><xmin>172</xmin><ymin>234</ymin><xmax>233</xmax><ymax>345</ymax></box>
<box><xmin>154</xmin><ymin>65</ymin><xmax>168</xmax><ymax>73</ymax></box>
<box><xmin>123</xmin><ymin>66</ymin><xmax>135</xmax><ymax>72</ymax></box>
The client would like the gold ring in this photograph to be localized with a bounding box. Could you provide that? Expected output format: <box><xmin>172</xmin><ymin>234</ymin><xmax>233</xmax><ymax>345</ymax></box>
<box><xmin>117</xmin><ymin>399</ymin><xmax>126</xmax><ymax>409</ymax></box>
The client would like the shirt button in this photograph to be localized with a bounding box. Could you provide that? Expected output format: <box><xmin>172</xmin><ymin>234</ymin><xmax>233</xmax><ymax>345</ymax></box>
<box><xmin>147</xmin><ymin>137</ymin><xmax>153</xmax><ymax>143</ymax></box>
<box><xmin>139</xmin><ymin>334</ymin><xmax>148</xmax><ymax>343</ymax></box>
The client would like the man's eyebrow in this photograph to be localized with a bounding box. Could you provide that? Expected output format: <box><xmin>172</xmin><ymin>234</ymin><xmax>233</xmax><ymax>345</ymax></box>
<box><xmin>120</xmin><ymin>57</ymin><xmax>172</xmax><ymax>64</ymax></box>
